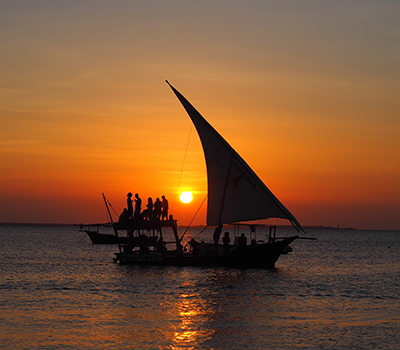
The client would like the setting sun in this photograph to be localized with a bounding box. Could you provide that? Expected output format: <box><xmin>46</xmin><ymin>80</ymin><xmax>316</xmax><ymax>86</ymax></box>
<box><xmin>180</xmin><ymin>191</ymin><xmax>193</xmax><ymax>204</ymax></box>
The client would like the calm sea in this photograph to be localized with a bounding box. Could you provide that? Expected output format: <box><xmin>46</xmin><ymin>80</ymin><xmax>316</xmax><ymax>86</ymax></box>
<box><xmin>0</xmin><ymin>224</ymin><xmax>399</xmax><ymax>350</ymax></box>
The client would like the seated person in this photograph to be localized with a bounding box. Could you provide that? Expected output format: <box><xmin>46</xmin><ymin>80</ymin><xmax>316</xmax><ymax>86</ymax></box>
<box><xmin>198</xmin><ymin>241</ymin><xmax>208</xmax><ymax>256</ymax></box>
<box><xmin>188</xmin><ymin>238</ymin><xmax>199</xmax><ymax>255</ymax></box>
<box><xmin>156</xmin><ymin>237</ymin><xmax>167</xmax><ymax>252</ymax></box>
<box><xmin>238</xmin><ymin>233</ymin><xmax>247</xmax><ymax>247</ymax></box>
<box><xmin>118</xmin><ymin>208</ymin><xmax>129</xmax><ymax>222</ymax></box>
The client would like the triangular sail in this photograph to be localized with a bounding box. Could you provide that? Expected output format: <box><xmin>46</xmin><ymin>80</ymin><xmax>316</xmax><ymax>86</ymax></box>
<box><xmin>167</xmin><ymin>81</ymin><xmax>304</xmax><ymax>232</ymax></box>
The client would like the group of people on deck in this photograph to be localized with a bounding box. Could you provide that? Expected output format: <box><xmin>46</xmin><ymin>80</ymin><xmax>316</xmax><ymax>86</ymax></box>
<box><xmin>119</xmin><ymin>193</ymin><xmax>169</xmax><ymax>222</ymax></box>
<box><xmin>188</xmin><ymin>225</ymin><xmax>252</xmax><ymax>256</ymax></box>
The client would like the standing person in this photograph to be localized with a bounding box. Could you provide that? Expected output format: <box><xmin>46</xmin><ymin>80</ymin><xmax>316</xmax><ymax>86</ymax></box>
<box><xmin>223</xmin><ymin>231</ymin><xmax>230</xmax><ymax>253</ymax></box>
<box><xmin>127</xmin><ymin>192</ymin><xmax>133</xmax><ymax>219</ymax></box>
<box><xmin>161</xmin><ymin>195</ymin><xmax>169</xmax><ymax>220</ymax></box>
<box><xmin>213</xmin><ymin>224</ymin><xmax>223</xmax><ymax>253</ymax></box>
<box><xmin>134</xmin><ymin>193</ymin><xmax>142</xmax><ymax>220</ymax></box>
<box><xmin>154</xmin><ymin>198</ymin><xmax>162</xmax><ymax>220</ymax></box>
<box><xmin>143</xmin><ymin>197</ymin><xmax>153</xmax><ymax>220</ymax></box>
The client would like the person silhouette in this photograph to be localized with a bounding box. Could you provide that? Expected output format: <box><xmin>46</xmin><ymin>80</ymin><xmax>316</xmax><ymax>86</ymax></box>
<box><xmin>142</xmin><ymin>197</ymin><xmax>153</xmax><ymax>220</ymax></box>
<box><xmin>213</xmin><ymin>224</ymin><xmax>223</xmax><ymax>253</ymax></box>
<box><xmin>127</xmin><ymin>192</ymin><xmax>133</xmax><ymax>218</ymax></box>
<box><xmin>188</xmin><ymin>238</ymin><xmax>199</xmax><ymax>255</ymax></box>
<box><xmin>161</xmin><ymin>195</ymin><xmax>169</xmax><ymax>220</ymax></box>
<box><xmin>134</xmin><ymin>193</ymin><xmax>141</xmax><ymax>220</ymax></box>
<box><xmin>198</xmin><ymin>241</ymin><xmax>207</xmax><ymax>256</ymax></box>
<box><xmin>118</xmin><ymin>208</ymin><xmax>129</xmax><ymax>222</ymax></box>
<box><xmin>154</xmin><ymin>198</ymin><xmax>162</xmax><ymax>220</ymax></box>
<box><xmin>223</xmin><ymin>231</ymin><xmax>230</xmax><ymax>253</ymax></box>
<box><xmin>238</xmin><ymin>233</ymin><xmax>247</xmax><ymax>247</ymax></box>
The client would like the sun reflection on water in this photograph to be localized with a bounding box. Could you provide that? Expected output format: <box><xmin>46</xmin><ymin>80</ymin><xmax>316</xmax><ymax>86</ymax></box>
<box><xmin>170</xmin><ymin>292</ymin><xmax>215</xmax><ymax>349</ymax></box>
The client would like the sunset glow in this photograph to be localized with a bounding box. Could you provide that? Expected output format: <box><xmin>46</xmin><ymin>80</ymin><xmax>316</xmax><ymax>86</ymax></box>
<box><xmin>0</xmin><ymin>1</ymin><xmax>399</xmax><ymax>229</ymax></box>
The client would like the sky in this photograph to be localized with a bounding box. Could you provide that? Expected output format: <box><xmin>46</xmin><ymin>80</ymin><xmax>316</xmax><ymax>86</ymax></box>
<box><xmin>1</xmin><ymin>1</ymin><xmax>399</xmax><ymax>230</ymax></box>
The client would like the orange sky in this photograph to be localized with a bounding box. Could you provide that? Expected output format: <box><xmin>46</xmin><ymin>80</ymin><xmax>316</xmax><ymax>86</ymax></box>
<box><xmin>1</xmin><ymin>1</ymin><xmax>399</xmax><ymax>229</ymax></box>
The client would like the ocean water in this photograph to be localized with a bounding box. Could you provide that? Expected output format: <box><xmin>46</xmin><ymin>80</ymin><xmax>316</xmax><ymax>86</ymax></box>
<box><xmin>0</xmin><ymin>224</ymin><xmax>399</xmax><ymax>350</ymax></box>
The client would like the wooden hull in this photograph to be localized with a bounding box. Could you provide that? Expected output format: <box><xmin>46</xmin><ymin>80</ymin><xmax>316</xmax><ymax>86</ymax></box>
<box><xmin>114</xmin><ymin>236</ymin><xmax>298</xmax><ymax>268</ymax></box>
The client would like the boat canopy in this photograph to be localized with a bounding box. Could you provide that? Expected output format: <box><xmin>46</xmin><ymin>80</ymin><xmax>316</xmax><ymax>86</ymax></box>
<box><xmin>167</xmin><ymin>81</ymin><xmax>304</xmax><ymax>233</ymax></box>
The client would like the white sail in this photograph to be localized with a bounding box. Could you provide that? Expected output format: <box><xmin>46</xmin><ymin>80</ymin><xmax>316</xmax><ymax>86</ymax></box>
<box><xmin>167</xmin><ymin>81</ymin><xmax>304</xmax><ymax>232</ymax></box>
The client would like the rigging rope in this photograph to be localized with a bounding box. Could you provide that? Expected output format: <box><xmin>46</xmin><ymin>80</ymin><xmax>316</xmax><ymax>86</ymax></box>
<box><xmin>190</xmin><ymin>225</ymin><xmax>208</xmax><ymax>241</ymax></box>
<box><xmin>107</xmin><ymin>200</ymin><xmax>119</xmax><ymax>217</ymax></box>
<box><xmin>179</xmin><ymin>194</ymin><xmax>208</xmax><ymax>242</ymax></box>
<box><xmin>102</xmin><ymin>195</ymin><xmax>118</xmax><ymax>223</ymax></box>
<box><xmin>103</xmin><ymin>205</ymin><xmax>111</xmax><ymax>223</ymax></box>
<box><xmin>171</xmin><ymin>124</ymin><xmax>193</xmax><ymax>214</ymax></box>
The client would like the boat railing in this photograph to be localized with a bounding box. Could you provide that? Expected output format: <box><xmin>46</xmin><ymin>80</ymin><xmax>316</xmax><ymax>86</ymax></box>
<box><xmin>114</xmin><ymin>217</ymin><xmax>181</xmax><ymax>252</ymax></box>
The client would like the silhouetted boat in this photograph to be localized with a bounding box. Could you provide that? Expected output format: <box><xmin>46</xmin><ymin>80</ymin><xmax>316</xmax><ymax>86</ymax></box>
<box><xmin>80</xmin><ymin>224</ymin><xmax>127</xmax><ymax>244</ymax></box>
<box><xmin>82</xmin><ymin>225</ymin><xmax>116</xmax><ymax>244</ymax></box>
<box><xmin>79</xmin><ymin>194</ymin><xmax>126</xmax><ymax>244</ymax></box>
<box><xmin>112</xmin><ymin>82</ymin><xmax>312</xmax><ymax>268</ymax></box>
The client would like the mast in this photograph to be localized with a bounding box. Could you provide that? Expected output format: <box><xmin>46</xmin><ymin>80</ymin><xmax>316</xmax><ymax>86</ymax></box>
<box><xmin>103</xmin><ymin>193</ymin><xmax>121</xmax><ymax>253</ymax></box>
<box><xmin>102</xmin><ymin>193</ymin><xmax>114</xmax><ymax>224</ymax></box>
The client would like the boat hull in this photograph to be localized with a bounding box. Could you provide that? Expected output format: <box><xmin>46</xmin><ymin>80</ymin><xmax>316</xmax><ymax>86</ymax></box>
<box><xmin>85</xmin><ymin>230</ymin><xmax>129</xmax><ymax>245</ymax></box>
<box><xmin>114</xmin><ymin>236</ymin><xmax>297</xmax><ymax>268</ymax></box>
